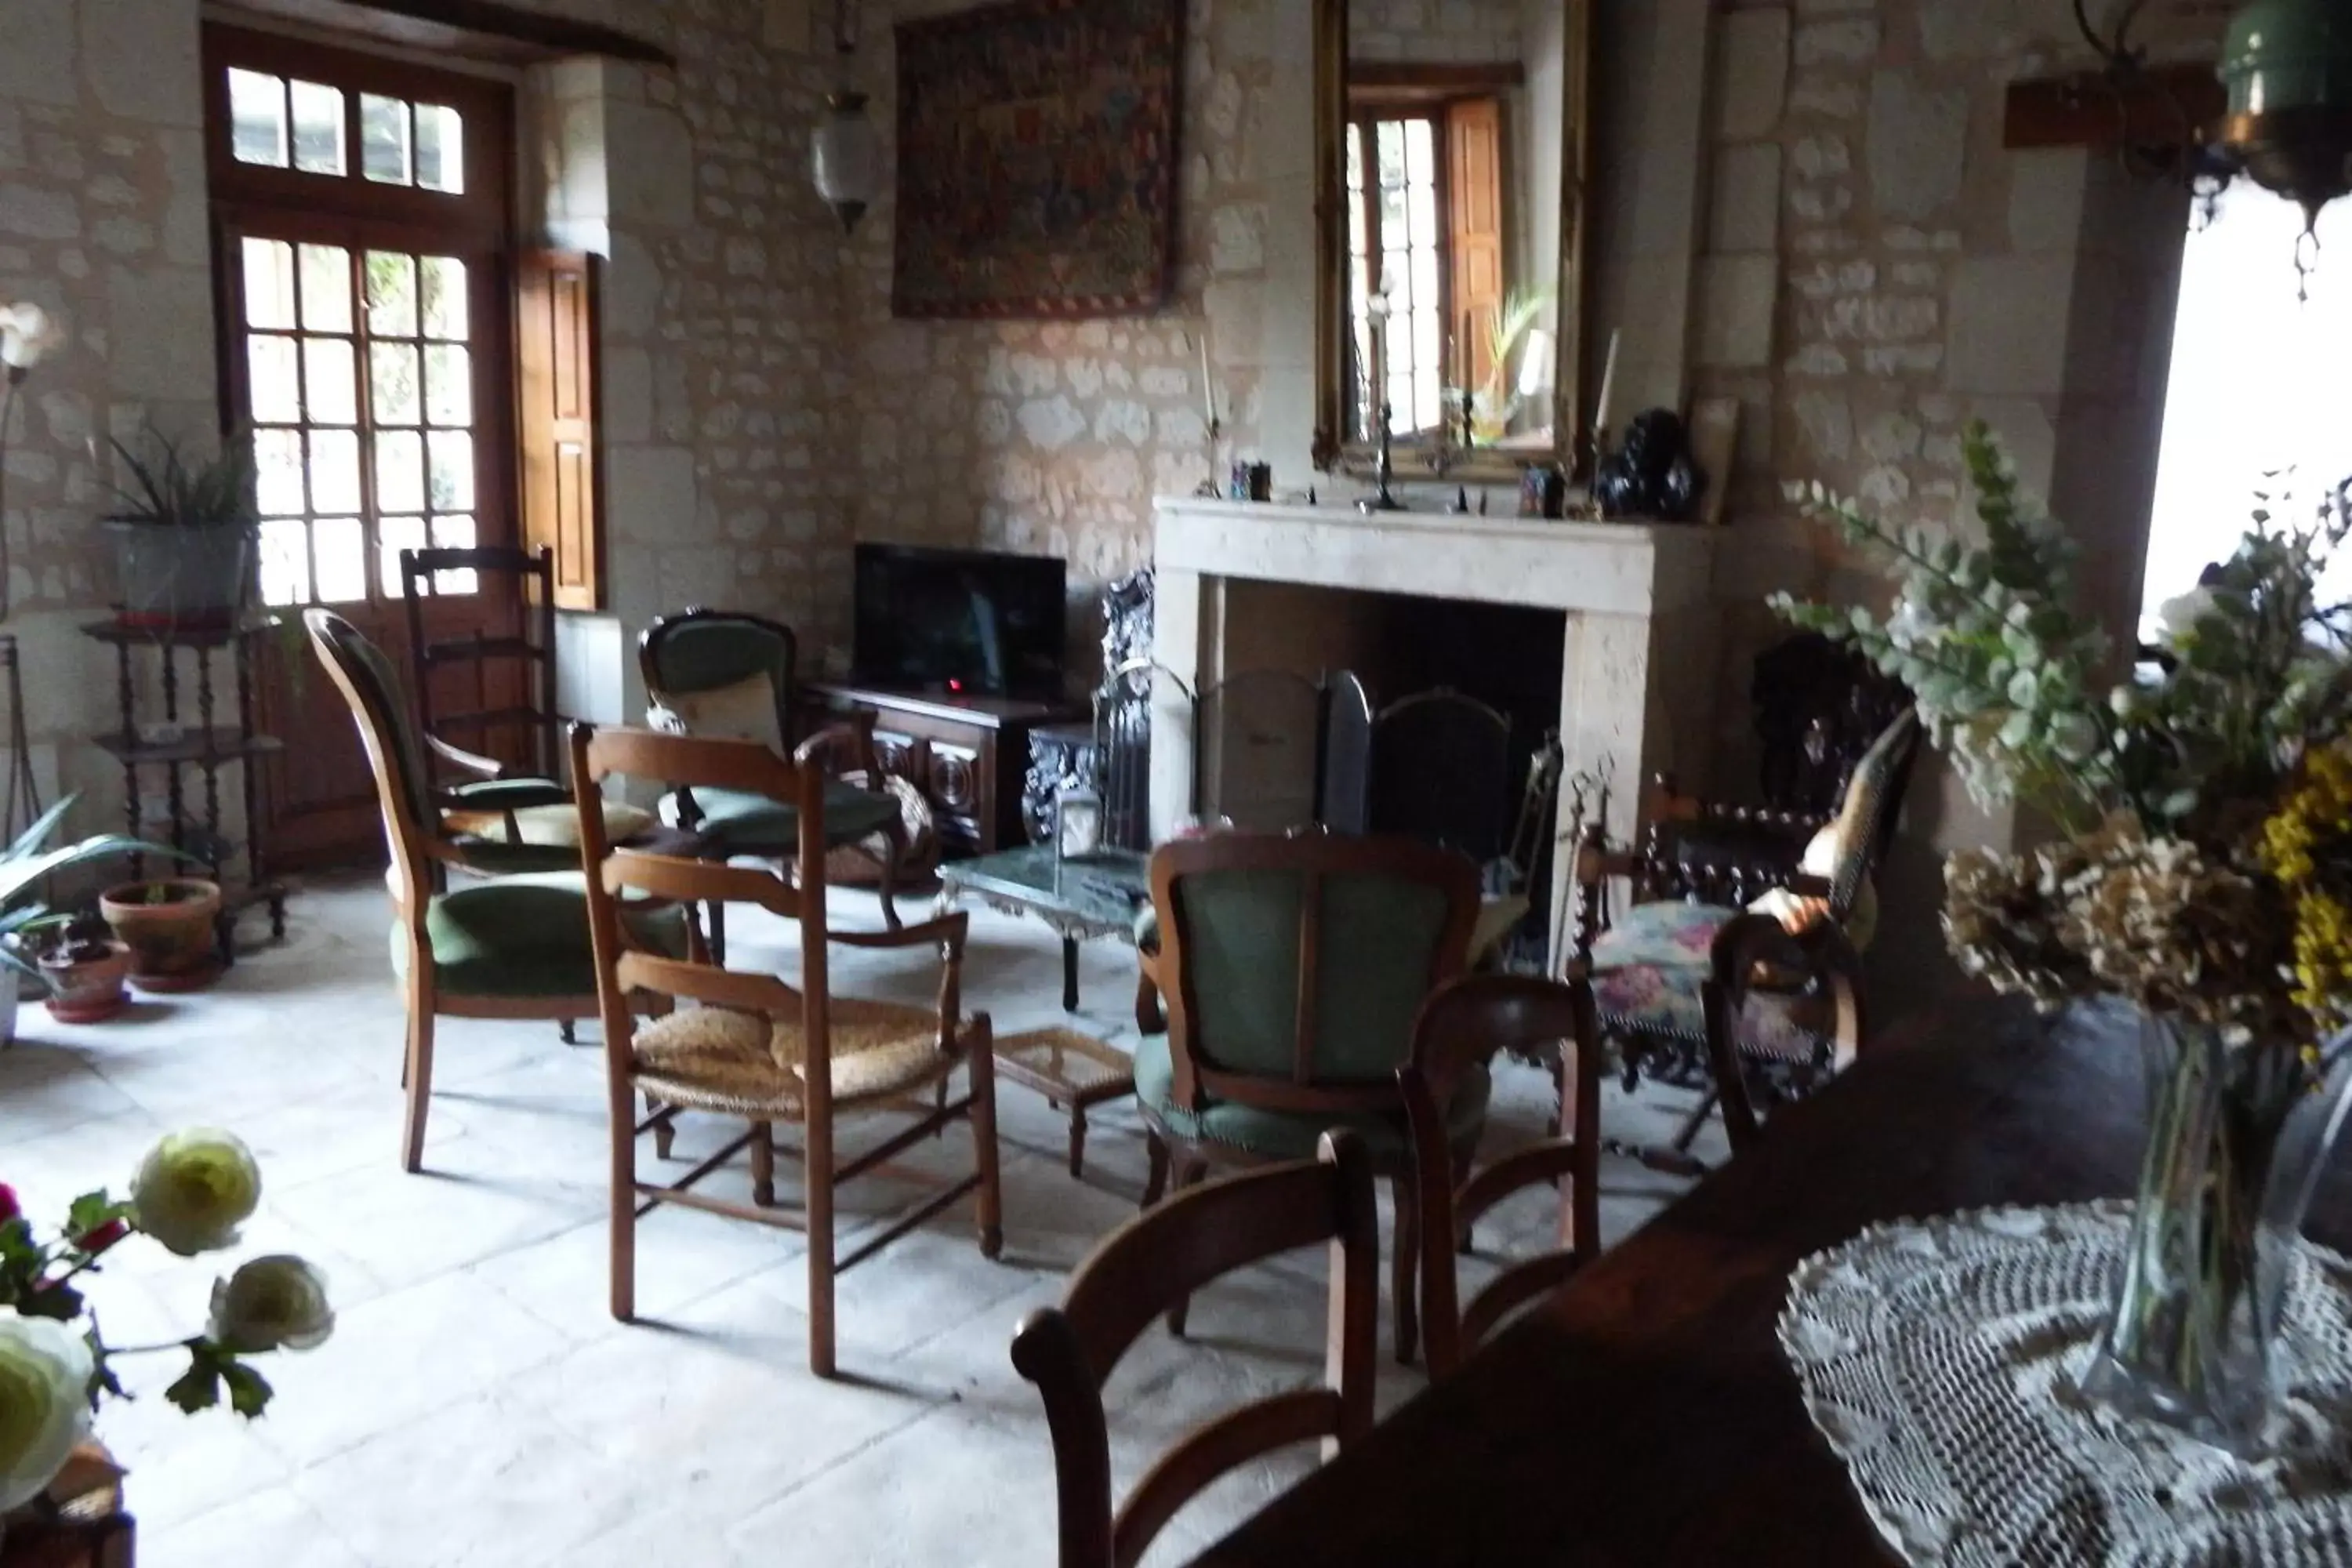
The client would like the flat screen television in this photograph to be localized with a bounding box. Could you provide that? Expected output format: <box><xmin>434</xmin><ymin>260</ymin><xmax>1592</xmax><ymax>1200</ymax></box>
<box><xmin>852</xmin><ymin>543</ymin><xmax>1069</xmax><ymax>700</ymax></box>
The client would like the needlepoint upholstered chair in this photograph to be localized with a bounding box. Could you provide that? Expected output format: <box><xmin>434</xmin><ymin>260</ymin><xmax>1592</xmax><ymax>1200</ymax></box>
<box><xmin>1012</xmin><ymin>1130</ymin><xmax>1377</xmax><ymax>1568</ymax></box>
<box><xmin>306</xmin><ymin>610</ymin><xmax>688</xmax><ymax>1174</ymax></box>
<box><xmin>1570</xmin><ymin>707</ymin><xmax>1918</xmax><ymax>1167</ymax></box>
<box><xmin>1401</xmin><ymin>975</ymin><xmax>1602</xmax><ymax>1380</ymax></box>
<box><xmin>1139</xmin><ymin>831</ymin><xmax>1481</xmax><ymax>1363</ymax></box>
<box><xmin>638</xmin><ymin>608</ymin><xmax>924</xmax><ymax>941</ymax></box>
<box><xmin>572</xmin><ymin>723</ymin><xmax>1002</xmax><ymax>1379</ymax></box>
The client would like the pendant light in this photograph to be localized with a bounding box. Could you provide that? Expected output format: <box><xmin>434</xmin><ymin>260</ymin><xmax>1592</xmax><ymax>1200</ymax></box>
<box><xmin>811</xmin><ymin>0</ymin><xmax>879</xmax><ymax>233</ymax></box>
<box><xmin>2216</xmin><ymin>0</ymin><xmax>2352</xmax><ymax>230</ymax></box>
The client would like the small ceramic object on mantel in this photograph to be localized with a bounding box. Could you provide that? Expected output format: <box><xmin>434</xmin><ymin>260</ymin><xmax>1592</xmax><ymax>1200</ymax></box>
<box><xmin>1519</xmin><ymin>465</ymin><xmax>1569</xmax><ymax>520</ymax></box>
<box><xmin>1595</xmin><ymin>408</ymin><xmax>1705</xmax><ymax>524</ymax></box>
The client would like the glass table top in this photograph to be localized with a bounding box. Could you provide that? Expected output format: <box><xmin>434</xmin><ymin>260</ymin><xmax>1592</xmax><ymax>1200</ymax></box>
<box><xmin>939</xmin><ymin>844</ymin><xmax>1151</xmax><ymax>931</ymax></box>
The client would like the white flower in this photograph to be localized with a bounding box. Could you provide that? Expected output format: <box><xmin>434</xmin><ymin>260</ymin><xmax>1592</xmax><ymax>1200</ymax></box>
<box><xmin>2155</xmin><ymin>587</ymin><xmax>2220</xmax><ymax>647</ymax></box>
<box><xmin>2049</xmin><ymin>712</ymin><xmax>2103</xmax><ymax>763</ymax></box>
<box><xmin>1887</xmin><ymin>597</ymin><xmax>1931</xmax><ymax>649</ymax></box>
<box><xmin>131</xmin><ymin>1128</ymin><xmax>261</xmax><ymax>1257</ymax></box>
<box><xmin>0</xmin><ymin>1311</ymin><xmax>93</xmax><ymax>1513</ymax></box>
<box><xmin>208</xmin><ymin>1255</ymin><xmax>333</xmax><ymax>1354</ymax></box>
<box><xmin>0</xmin><ymin>303</ymin><xmax>62</xmax><ymax>373</ymax></box>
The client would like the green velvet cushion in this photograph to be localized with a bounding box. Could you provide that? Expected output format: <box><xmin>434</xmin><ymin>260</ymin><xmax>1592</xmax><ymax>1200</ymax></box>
<box><xmin>445</xmin><ymin>840</ymin><xmax>586</xmax><ymax>877</ymax></box>
<box><xmin>1167</xmin><ymin>867</ymin><xmax>1453</xmax><ymax>1081</ymax></box>
<box><xmin>394</xmin><ymin>871</ymin><xmax>688</xmax><ymax>1000</ymax></box>
<box><xmin>1133</xmin><ymin>1033</ymin><xmax>1490</xmax><ymax>1163</ymax></box>
<box><xmin>666</xmin><ymin>783</ymin><xmax>902</xmax><ymax>855</ymax></box>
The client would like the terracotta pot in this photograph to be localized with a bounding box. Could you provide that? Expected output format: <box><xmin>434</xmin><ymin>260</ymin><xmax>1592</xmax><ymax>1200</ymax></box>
<box><xmin>40</xmin><ymin>942</ymin><xmax>132</xmax><ymax>1024</ymax></box>
<box><xmin>100</xmin><ymin>879</ymin><xmax>223</xmax><ymax>989</ymax></box>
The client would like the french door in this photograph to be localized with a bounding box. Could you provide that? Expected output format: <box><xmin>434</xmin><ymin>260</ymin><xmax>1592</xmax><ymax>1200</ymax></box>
<box><xmin>205</xmin><ymin>25</ymin><xmax>522</xmax><ymax>867</ymax></box>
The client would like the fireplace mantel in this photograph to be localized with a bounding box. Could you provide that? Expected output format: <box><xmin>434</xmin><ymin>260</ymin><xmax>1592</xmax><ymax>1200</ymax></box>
<box><xmin>1149</xmin><ymin>495</ymin><xmax>1723</xmax><ymax>965</ymax></box>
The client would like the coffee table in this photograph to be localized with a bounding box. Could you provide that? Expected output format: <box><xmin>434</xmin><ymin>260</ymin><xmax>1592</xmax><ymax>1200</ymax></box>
<box><xmin>938</xmin><ymin>844</ymin><xmax>1152</xmax><ymax>1012</ymax></box>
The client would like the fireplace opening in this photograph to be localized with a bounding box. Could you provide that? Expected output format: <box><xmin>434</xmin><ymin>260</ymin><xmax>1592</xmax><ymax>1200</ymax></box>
<box><xmin>1210</xmin><ymin>579</ymin><xmax>1568</xmax><ymax>960</ymax></box>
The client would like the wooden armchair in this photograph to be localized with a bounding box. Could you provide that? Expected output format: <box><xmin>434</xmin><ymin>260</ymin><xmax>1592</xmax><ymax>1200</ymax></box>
<box><xmin>1139</xmin><ymin>831</ymin><xmax>1480</xmax><ymax>1363</ymax></box>
<box><xmin>572</xmin><ymin>723</ymin><xmax>1001</xmax><ymax>1378</ymax></box>
<box><xmin>1568</xmin><ymin>709</ymin><xmax>1915</xmax><ymax>1169</ymax></box>
<box><xmin>306</xmin><ymin>610</ymin><xmax>686</xmax><ymax>1173</ymax></box>
<box><xmin>639</xmin><ymin>608</ymin><xmax>925</xmax><ymax>938</ymax></box>
<box><xmin>1401</xmin><ymin>975</ymin><xmax>1600</xmax><ymax>1380</ymax></box>
<box><xmin>1011</xmin><ymin>1130</ymin><xmax>1377</xmax><ymax>1568</ymax></box>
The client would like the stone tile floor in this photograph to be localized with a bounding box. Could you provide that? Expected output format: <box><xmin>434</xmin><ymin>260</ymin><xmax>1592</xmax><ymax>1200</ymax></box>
<box><xmin>2</xmin><ymin>874</ymin><xmax>1723</xmax><ymax>1566</ymax></box>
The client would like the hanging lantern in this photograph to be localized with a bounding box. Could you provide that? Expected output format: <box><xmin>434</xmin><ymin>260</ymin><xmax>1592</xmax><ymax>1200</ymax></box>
<box><xmin>812</xmin><ymin>92</ymin><xmax>879</xmax><ymax>233</ymax></box>
<box><xmin>2216</xmin><ymin>0</ymin><xmax>2352</xmax><ymax>229</ymax></box>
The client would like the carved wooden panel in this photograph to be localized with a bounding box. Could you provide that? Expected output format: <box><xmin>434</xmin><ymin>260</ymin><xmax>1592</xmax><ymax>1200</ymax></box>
<box><xmin>873</xmin><ymin>731</ymin><xmax>924</xmax><ymax>782</ymax></box>
<box><xmin>928</xmin><ymin>742</ymin><xmax>982</xmax><ymax>814</ymax></box>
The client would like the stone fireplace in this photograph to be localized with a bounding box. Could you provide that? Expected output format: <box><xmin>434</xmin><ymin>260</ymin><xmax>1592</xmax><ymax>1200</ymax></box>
<box><xmin>1149</xmin><ymin>497</ymin><xmax>1722</xmax><ymax>967</ymax></box>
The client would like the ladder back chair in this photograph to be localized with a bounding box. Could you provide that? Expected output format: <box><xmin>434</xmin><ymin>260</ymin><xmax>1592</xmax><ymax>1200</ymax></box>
<box><xmin>1402</xmin><ymin>975</ymin><xmax>1601</xmax><ymax>1379</ymax></box>
<box><xmin>572</xmin><ymin>723</ymin><xmax>1002</xmax><ymax>1378</ymax></box>
<box><xmin>399</xmin><ymin>543</ymin><xmax>564</xmax><ymax>782</ymax></box>
<box><xmin>1011</xmin><ymin>1130</ymin><xmax>1377</xmax><ymax>1568</ymax></box>
<box><xmin>305</xmin><ymin>609</ymin><xmax>686</xmax><ymax>1173</ymax></box>
<box><xmin>1141</xmin><ymin>831</ymin><xmax>1482</xmax><ymax>1363</ymax></box>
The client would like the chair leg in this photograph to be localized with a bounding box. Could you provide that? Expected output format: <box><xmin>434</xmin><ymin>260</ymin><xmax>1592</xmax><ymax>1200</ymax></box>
<box><xmin>1068</xmin><ymin>1105</ymin><xmax>1088</xmax><ymax>1179</ymax></box>
<box><xmin>1670</xmin><ymin>1089</ymin><xmax>1719</xmax><ymax>1154</ymax></box>
<box><xmin>707</xmin><ymin>899</ymin><xmax>728</xmax><ymax>967</ymax></box>
<box><xmin>750</xmin><ymin>1120</ymin><xmax>775</xmax><ymax>1207</ymax></box>
<box><xmin>1392</xmin><ymin>1169</ymin><xmax>1421</xmax><ymax>1366</ymax></box>
<box><xmin>875</xmin><ymin>829</ymin><xmax>904</xmax><ymax>932</ymax></box>
<box><xmin>559</xmin><ymin>1019</ymin><xmax>575</xmax><ymax>1045</ymax></box>
<box><xmin>650</xmin><ymin>1096</ymin><xmax>677</xmax><ymax>1161</ymax></box>
<box><xmin>1164</xmin><ymin>1159</ymin><xmax>1210</xmax><ymax>1338</ymax></box>
<box><xmin>611</xmin><ymin>1088</ymin><xmax>638</xmax><ymax>1324</ymax></box>
<box><xmin>970</xmin><ymin>1035</ymin><xmax>1004</xmax><ymax>1259</ymax></box>
<box><xmin>807</xmin><ymin>1107</ymin><xmax>837</xmax><ymax>1379</ymax></box>
<box><xmin>401</xmin><ymin>996</ymin><xmax>436</xmax><ymax>1175</ymax></box>
<box><xmin>1142</xmin><ymin>1132</ymin><xmax>1171</xmax><ymax>1210</ymax></box>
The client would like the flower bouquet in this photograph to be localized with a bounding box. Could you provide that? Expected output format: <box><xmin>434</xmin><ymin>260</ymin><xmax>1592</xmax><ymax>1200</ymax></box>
<box><xmin>1775</xmin><ymin>421</ymin><xmax>2352</xmax><ymax>1451</ymax></box>
<box><xmin>0</xmin><ymin>1131</ymin><xmax>332</xmax><ymax>1549</ymax></box>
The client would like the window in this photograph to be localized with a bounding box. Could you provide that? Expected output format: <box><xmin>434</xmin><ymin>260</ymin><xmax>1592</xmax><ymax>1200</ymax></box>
<box><xmin>2143</xmin><ymin>184</ymin><xmax>2352</xmax><ymax>638</ymax></box>
<box><xmin>207</xmin><ymin>29</ymin><xmax>516</xmax><ymax>614</ymax></box>
<box><xmin>1344</xmin><ymin>93</ymin><xmax>1508</xmax><ymax>444</ymax></box>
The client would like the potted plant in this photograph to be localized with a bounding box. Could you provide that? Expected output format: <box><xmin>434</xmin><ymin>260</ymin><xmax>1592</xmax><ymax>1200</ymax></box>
<box><xmin>26</xmin><ymin>916</ymin><xmax>132</xmax><ymax>1025</ymax></box>
<box><xmin>99</xmin><ymin>877</ymin><xmax>223</xmax><ymax>991</ymax></box>
<box><xmin>0</xmin><ymin>797</ymin><xmax>189</xmax><ymax>1044</ymax></box>
<box><xmin>103</xmin><ymin>426</ymin><xmax>257</xmax><ymax>632</ymax></box>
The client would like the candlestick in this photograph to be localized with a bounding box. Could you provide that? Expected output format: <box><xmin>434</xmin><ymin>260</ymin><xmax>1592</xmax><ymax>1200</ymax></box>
<box><xmin>1592</xmin><ymin>328</ymin><xmax>1621</xmax><ymax>443</ymax></box>
<box><xmin>1196</xmin><ymin>325</ymin><xmax>1218</xmax><ymax>437</ymax></box>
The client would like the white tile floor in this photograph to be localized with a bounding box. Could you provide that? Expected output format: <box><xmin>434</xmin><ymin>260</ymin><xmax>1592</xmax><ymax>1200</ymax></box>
<box><xmin>2</xmin><ymin>875</ymin><xmax>1723</xmax><ymax>1566</ymax></box>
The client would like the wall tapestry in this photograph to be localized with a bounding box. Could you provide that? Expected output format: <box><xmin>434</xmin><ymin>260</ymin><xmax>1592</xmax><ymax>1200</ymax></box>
<box><xmin>891</xmin><ymin>0</ymin><xmax>1184</xmax><ymax>319</ymax></box>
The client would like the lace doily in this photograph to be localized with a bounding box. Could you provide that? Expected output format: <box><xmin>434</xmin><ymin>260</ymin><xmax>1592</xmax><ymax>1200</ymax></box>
<box><xmin>1779</xmin><ymin>1201</ymin><xmax>2352</xmax><ymax>1566</ymax></box>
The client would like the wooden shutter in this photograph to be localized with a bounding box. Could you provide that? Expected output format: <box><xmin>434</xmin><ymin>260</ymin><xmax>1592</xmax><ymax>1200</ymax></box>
<box><xmin>517</xmin><ymin>249</ymin><xmax>602</xmax><ymax>612</ymax></box>
<box><xmin>1446</xmin><ymin>97</ymin><xmax>1505</xmax><ymax>394</ymax></box>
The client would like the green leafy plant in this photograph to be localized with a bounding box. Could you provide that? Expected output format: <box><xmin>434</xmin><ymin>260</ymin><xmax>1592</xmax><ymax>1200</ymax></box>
<box><xmin>0</xmin><ymin>798</ymin><xmax>189</xmax><ymax>991</ymax></box>
<box><xmin>104</xmin><ymin>426</ymin><xmax>257</xmax><ymax>532</ymax></box>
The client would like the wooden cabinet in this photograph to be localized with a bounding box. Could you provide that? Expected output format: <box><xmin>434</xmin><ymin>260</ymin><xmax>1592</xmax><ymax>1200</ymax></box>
<box><xmin>804</xmin><ymin>682</ymin><xmax>1082</xmax><ymax>856</ymax></box>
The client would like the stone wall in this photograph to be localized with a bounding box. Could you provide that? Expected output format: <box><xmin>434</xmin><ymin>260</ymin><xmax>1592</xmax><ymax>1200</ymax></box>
<box><xmin>0</xmin><ymin>0</ymin><xmax>854</xmax><ymax>836</ymax></box>
<box><xmin>1349</xmin><ymin>0</ymin><xmax>1528</xmax><ymax>64</ymax></box>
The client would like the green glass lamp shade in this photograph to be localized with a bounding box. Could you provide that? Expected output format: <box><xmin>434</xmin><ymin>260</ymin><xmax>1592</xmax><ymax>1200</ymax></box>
<box><xmin>2217</xmin><ymin>0</ymin><xmax>2352</xmax><ymax>224</ymax></box>
<box><xmin>2222</xmin><ymin>0</ymin><xmax>2352</xmax><ymax>117</ymax></box>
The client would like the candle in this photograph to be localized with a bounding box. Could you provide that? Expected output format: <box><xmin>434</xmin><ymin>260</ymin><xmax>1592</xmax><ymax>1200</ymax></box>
<box><xmin>1197</xmin><ymin>325</ymin><xmax>1217</xmax><ymax>433</ymax></box>
<box><xmin>1593</xmin><ymin>329</ymin><xmax>1621</xmax><ymax>439</ymax></box>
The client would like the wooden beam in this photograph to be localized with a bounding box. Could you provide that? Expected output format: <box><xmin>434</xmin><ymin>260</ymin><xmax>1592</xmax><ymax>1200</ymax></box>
<box><xmin>209</xmin><ymin>0</ymin><xmax>673</xmax><ymax>67</ymax></box>
<box><xmin>2003</xmin><ymin>63</ymin><xmax>2224</xmax><ymax>152</ymax></box>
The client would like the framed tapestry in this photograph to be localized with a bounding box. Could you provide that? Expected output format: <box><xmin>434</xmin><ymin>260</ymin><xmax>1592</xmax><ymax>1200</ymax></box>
<box><xmin>891</xmin><ymin>0</ymin><xmax>1184</xmax><ymax>319</ymax></box>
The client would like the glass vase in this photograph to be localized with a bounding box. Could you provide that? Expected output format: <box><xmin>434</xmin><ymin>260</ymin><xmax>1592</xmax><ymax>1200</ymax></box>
<box><xmin>2075</xmin><ymin>1007</ymin><xmax>2352</xmax><ymax>1454</ymax></box>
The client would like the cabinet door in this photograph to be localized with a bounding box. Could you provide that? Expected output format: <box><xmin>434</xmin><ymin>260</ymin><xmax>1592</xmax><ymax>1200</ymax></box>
<box><xmin>927</xmin><ymin>742</ymin><xmax>982</xmax><ymax>817</ymax></box>
<box><xmin>872</xmin><ymin>730</ymin><xmax>925</xmax><ymax>782</ymax></box>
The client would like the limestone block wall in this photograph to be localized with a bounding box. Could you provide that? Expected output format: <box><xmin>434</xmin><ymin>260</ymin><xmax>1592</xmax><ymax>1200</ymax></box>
<box><xmin>1349</xmin><ymin>0</ymin><xmax>1528</xmax><ymax>64</ymax></box>
<box><xmin>0</xmin><ymin>0</ymin><xmax>856</xmax><ymax>840</ymax></box>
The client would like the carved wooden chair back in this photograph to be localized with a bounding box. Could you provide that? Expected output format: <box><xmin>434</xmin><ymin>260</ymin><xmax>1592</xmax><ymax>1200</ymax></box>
<box><xmin>1402</xmin><ymin>975</ymin><xmax>1601</xmax><ymax>1378</ymax></box>
<box><xmin>1751</xmin><ymin>630</ymin><xmax>1915</xmax><ymax>818</ymax></box>
<box><xmin>1151</xmin><ymin>831</ymin><xmax>1482</xmax><ymax>1122</ymax></box>
<box><xmin>1011</xmin><ymin>1130</ymin><xmax>1378</xmax><ymax>1568</ymax></box>
<box><xmin>637</xmin><ymin>607</ymin><xmax>800</xmax><ymax>753</ymax></box>
<box><xmin>399</xmin><ymin>544</ymin><xmax>561</xmax><ymax>782</ymax></box>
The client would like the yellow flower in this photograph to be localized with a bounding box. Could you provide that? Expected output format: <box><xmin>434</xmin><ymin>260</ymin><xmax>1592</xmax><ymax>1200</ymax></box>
<box><xmin>131</xmin><ymin>1128</ymin><xmax>261</xmax><ymax>1257</ymax></box>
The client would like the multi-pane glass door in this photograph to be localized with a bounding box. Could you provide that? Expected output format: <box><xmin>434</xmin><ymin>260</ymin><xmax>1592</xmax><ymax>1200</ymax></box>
<box><xmin>205</xmin><ymin>23</ymin><xmax>515</xmax><ymax>866</ymax></box>
<box><xmin>238</xmin><ymin>236</ymin><xmax>482</xmax><ymax>610</ymax></box>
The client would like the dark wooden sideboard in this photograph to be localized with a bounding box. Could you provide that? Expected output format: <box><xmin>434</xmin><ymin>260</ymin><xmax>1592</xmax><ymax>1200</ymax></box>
<box><xmin>802</xmin><ymin>681</ymin><xmax>1082</xmax><ymax>856</ymax></box>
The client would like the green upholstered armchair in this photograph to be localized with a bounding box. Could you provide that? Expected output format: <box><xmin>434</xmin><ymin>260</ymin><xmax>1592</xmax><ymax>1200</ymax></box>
<box><xmin>307</xmin><ymin>610</ymin><xmax>687</xmax><ymax>1174</ymax></box>
<box><xmin>1139</xmin><ymin>831</ymin><xmax>1482</xmax><ymax>1363</ymax></box>
<box><xmin>638</xmin><ymin>608</ymin><xmax>920</xmax><ymax>937</ymax></box>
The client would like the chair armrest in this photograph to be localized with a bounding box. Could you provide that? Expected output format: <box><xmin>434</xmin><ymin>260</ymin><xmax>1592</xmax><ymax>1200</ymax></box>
<box><xmin>429</xmin><ymin>733</ymin><xmax>509</xmax><ymax>780</ymax></box>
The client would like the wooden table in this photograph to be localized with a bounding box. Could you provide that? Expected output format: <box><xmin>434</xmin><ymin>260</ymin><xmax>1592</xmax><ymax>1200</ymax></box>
<box><xmin>1192</xmin><ymin>999</ymin><xmax>2352</xmax><ymax>1566</ymax></box>
<box><xmin>938</xmin><ymin>844</ymin><xmax>1151</xmax><ymax>1012</ymax></box>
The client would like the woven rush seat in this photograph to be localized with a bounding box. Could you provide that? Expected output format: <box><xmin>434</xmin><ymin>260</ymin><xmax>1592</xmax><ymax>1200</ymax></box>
<box><xmin>631</xmin><ymin>998</ymin><xmax>960</xmax><ymax>1118</ymax></box>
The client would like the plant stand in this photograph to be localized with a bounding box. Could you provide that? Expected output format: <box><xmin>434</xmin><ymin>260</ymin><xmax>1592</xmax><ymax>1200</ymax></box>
<box><xmin>81</xmin><ymin>622</ymin><xmax>287</xmax><ymax>965</ymax></box>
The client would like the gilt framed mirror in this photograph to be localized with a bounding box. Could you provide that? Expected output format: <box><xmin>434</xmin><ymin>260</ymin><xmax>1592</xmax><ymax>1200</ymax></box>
<box><xmin>1312</xmin><ymin>0</ymin><xmax>1593</xmax><ymax>485</ymax></box>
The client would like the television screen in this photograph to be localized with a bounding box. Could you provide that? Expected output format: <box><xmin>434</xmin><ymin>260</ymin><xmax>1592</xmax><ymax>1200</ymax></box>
<box><xmin>852</xmin><ymin>544</ymin><xmax>1069</xmax><ymax>699</ymax></box>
